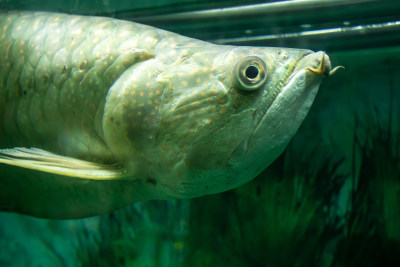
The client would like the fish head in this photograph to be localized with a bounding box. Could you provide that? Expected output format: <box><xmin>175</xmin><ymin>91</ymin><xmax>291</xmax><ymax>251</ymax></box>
<box><xmin>158</xmin><ymin>45</ymin><xmax>332</xmax><ymax>197</ymax></box>
<box><xmin>104</xmin><ymin>40</ymin><xmax>333</xmax><ymax>199</ymax></box>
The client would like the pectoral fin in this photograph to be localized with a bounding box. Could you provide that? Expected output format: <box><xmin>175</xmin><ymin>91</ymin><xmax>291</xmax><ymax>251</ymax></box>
<box><xmin>0</xmin><ymin>147</ymin><xmax>127</xmax><ymax>180</ymax></box>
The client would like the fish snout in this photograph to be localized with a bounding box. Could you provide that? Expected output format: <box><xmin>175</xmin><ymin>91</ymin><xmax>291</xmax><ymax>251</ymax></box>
<box><xmin>304</xmin><ymin>51</ymin><xmax>331</xmax><ymax>77</ymax></box>
<box><xmin>303</xmin><ymin>51</ymin><xmax>343</xmax><ymax>77</ymax></box>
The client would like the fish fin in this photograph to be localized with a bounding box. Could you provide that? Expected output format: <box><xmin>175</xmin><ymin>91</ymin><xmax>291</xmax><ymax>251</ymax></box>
<box><xmin>0</xmin><ymin>147</ymin><xmax>127</xmax><ymax>180</ymax></box>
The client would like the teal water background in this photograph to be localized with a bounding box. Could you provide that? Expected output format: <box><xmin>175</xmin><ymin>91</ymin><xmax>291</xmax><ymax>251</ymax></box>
<box><xmin>0</xmin><ymin>1</ymin><xmax>400</xmax><ymax>266</ymax></box>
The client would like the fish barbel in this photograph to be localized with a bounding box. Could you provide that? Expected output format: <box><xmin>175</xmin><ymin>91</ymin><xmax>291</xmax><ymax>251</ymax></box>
<box><xmin>0</xmin><ymin>11</ymin><xmax>337</xmax><ymax>218</ymax></box>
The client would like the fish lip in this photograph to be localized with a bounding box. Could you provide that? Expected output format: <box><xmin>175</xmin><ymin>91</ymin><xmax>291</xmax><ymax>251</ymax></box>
<box><xmin>285</xmin><ymin>51</ymin><xmax>331</xmax><ymax>85</ymax></box>
<box><xmin>250</xmin><ymin>51</ymin><xmax>314</xmax><ymax>129</ymax></box>
<box><xmin>285</xmin><ymin>52</ymin><xmax>312</xmax><ymax>84</ymax></box>
<box><xmin>227</xmin><ymin>51</ymin><xmax>326</xmax><ymax>169</ymax></box>
<box><xmin>250</xmin><ymin>51</ymin><xmax>334</xmax><ymax>134</ymax></box>
<box><xmin>247</xmin><ymin>51</ymin><xmax>328</xmax><ymax>143</ymax></box>
<box><xmin>286</xmin><ymin>51</ymin><xmax>332</xmax><ymax>80</ymax></box>
<box><xmin>268</xmin><ymin>51</ymin><xmax>329</xmax><ymax>107</ymax></box>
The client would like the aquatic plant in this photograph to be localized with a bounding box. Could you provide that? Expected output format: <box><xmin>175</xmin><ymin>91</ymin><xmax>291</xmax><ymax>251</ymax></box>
<box><xmin>183</xmin><ymin>70</ymin><xmax>400</xmax><ymax>266</ymax></box>
<box><xmin>332</xmin><ymin>81</ymin><xmax>400</xmax><ymax>266</ymax></box>
<box><xmin>74</xmin><ymin>200</ymin><xmax>189</xmax><ymax>267</ymax></box>
<box><xmin>184</xmin><ymin>142</ymin><xmax>345</xmax><ymax>267</ymax></box>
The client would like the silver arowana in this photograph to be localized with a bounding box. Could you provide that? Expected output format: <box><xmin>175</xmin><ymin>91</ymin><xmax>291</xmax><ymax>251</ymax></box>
<box><xmin>0</xmin><ymin>11</ymin><xmax>338</xmax><ymax>219</ymax></box>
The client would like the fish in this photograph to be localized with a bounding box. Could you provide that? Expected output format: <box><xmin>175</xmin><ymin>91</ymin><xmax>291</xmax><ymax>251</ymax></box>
<box><xmin>0</xmin><ymin>11</ymin><xmax>339</xmax><ymax>219</ymax></box>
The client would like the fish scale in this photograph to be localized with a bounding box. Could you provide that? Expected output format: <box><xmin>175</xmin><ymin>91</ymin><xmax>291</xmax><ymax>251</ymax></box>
<box><xmin>0</xmin><ymin>11</ymin><xmax>162</xmax><ymax>160</ymax></box>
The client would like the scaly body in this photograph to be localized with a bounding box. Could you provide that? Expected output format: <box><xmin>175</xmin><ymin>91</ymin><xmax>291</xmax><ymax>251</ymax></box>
<box><xmin>0</xmin><ymin>11</ymin><xmax>335</xmax><ymax>218</ymax></box>
<box><xmin>0</xmin><ymin>11</ymin><xmax>170</xmax><ymax>161</ymax></box>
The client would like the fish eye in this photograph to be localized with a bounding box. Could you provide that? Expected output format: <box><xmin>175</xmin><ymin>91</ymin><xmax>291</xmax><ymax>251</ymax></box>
<box><xmin>232</xmin><ymin>56</ymin><xmax>268</xmax><ymax>92</ymax></box>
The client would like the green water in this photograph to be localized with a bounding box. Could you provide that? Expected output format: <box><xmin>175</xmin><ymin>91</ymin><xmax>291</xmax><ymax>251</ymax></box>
<box><xmin>185</xmin><ymin>45</ymin><xmax>400</xmax><ymax>267</ymax></box>
<box><xmin>0</xmin><ymin>0</ymin><xmax>400</xmax><ymax>266</ymax></box>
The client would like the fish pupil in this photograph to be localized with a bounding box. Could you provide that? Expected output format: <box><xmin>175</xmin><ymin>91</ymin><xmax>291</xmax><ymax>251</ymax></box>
<box><xmin>245</xmin><ymin>65</ymin><xmax>259</xmax><ymax>79</ymax></box>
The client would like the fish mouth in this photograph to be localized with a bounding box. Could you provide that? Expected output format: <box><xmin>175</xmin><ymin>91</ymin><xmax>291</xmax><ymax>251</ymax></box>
<box><xmin>228</xmin><ymin>51</ymin><xmax>332</xmax><ymax>165</ymax></box>
<box><xmin>252</xmin><ymin>51</ymin><xmax>332</xmax><ymax>129</ymax></box>
<box><xmin>256</xmin><ymin>51</ymin><xmax>332</xmax><ymax>118</ymax></box>
<box><xmin>294</xmin><ymin>51</ymin><xmax>333</xmax><ymax>78</ymax></box>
